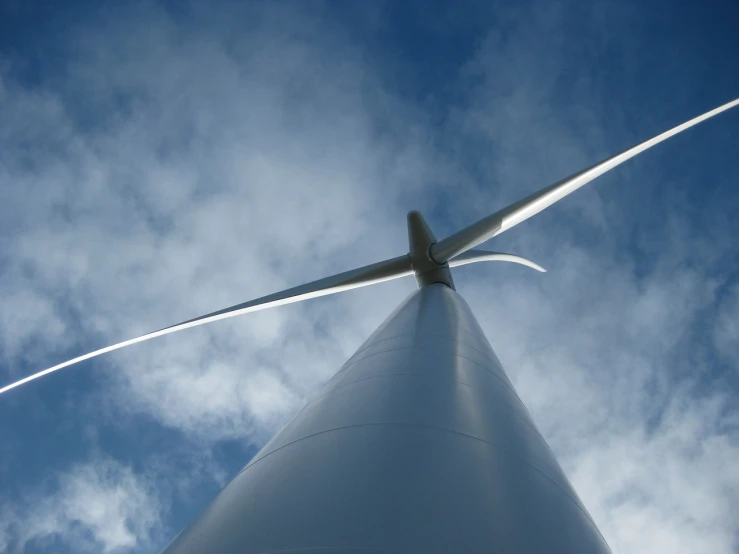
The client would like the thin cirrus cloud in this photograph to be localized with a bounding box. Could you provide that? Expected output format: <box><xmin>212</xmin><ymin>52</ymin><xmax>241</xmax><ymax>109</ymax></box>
<box><xmin>0</xmin><ymin>456</ymin><xmax>161</xmax><ymax>553</ymax></box>
<box><xmin>0</xmin><ymin>2</ymin><xmax>738</xmax><ymax>553</ymax></box>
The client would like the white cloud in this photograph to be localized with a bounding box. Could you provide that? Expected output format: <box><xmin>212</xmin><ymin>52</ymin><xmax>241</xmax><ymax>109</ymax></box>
<box><xmin>0</xmin><ymin>2</ymin><xmax>419</xmax><ymax>441</ymax></box>
<box><xmin>714</xmin><ymin>284</ymin><xmax>739</xmax><ymax>364</ymax></box>
<box><xmin>1</xmin><ymin>457</ymin><xmax>162</xmax><ymax>553</ymax></box>
<box><xmin>0</xmin><ymin>285</ymin><xmax>67</xmax><ymax>366</ymax></box>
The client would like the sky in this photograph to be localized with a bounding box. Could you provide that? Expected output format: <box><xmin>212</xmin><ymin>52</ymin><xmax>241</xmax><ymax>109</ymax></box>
<box><xmin>0</xmin><ymin>0</ymin><xmax>738</xmax><ymax>552</ymax></box>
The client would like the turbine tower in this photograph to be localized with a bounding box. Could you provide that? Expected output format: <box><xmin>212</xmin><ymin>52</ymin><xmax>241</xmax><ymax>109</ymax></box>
<box><xmin>2</xmin><ymin>99</ymin><xmax>737</xmax><ymax>553</ymax></box>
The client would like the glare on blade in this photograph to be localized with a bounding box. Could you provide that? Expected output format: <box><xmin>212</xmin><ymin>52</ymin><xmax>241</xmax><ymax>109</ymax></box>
<box><xmin>430</xmin><ymin>98</ymin><xmax>739</xmax><ymax>263</ymax></box>
<box><xmin>0</xmin><ymin>255</ymin><xmax>413</xmax><ymax>395</ymax></box>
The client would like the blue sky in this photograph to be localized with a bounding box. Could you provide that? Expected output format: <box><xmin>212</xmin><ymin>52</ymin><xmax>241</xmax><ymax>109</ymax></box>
<box><xmin>0</xmin><ymin>1</ymin><xmax>738</xmax><ymax>552</ymax></box>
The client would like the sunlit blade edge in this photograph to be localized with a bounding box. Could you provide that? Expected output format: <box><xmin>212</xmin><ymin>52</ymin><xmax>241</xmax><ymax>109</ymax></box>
<box><xmin>430</xmin><ymin>98</ymin><xmax>739</xmax><ymax>263</ymax></box>
<box><xmin>448</xmin><ymin>249</ymin><xmax>546</xmax><ymax>272</ymax></box>
<box><xmin>496</xmin><ymin>98</ymin><xmax>739</xmax><ymax>234</ymax></box>
<box><xmin>0</xmin><ymin>255</ymin><xmax>413</xmax><ymax>396</ymax></box>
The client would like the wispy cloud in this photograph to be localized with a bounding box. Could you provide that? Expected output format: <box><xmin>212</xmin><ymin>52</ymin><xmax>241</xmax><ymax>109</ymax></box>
<box><xmin>715</xmin><ymin>284</ymin><xmax>739</xmax><ymax>363</ymax></box>
<box><xmin>1</xmin><ymin>456</ymin><xmax>162</xmax><ymax>553</ymax></box>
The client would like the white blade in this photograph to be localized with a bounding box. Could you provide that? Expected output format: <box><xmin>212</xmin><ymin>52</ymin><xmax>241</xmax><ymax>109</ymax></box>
<box><xmin>0</xmin><ymin>255</ymin><xmax>413</xmax><ymax>396</ymax></box>
<box><xmin>448</xmin><ymin>249</ymin><xmax>546</xmax><ymax>272</ymax></box>
<box><xmin>431</xmin><ymin>98</ymin><xmax>739</xmax><ymax>263</ymax></box>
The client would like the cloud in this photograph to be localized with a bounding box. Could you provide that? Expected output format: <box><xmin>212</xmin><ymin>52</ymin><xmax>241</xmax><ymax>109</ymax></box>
<box><xmin>0</xmin><ymin>1</ymin><xmax>422</xmax><ymax>440</ymax></box>
<box><xmin>0</xmin><ymin>456</ymin><xmax>162</xmax><ymax>553</ymax></box>
<box><xmin>714</xmin><ymin>284</ymin><xmax>739</xmax><ymax>364</ymax></box>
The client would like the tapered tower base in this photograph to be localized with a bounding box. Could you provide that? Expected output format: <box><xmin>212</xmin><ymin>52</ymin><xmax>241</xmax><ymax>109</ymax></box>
<box><xmin>163</xmin><ymin>284</ymin><xmax>610</xmax><ymax>553</ymax></box>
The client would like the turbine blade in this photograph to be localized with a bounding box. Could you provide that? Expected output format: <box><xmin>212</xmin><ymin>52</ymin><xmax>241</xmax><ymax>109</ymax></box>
<box><xmin>0</xmin><ymin>255</ymin><xmax>413</xmax><ymax>396</ymax></box>
<box><xmin>448</xmin><ymin>249</ymin><xmax>546</xmax><ymax>272</ymax></box>
<box><xmin>431</xmin><ymin>98</ymin><xmax>739</xmax><ymax>263</ymax></box>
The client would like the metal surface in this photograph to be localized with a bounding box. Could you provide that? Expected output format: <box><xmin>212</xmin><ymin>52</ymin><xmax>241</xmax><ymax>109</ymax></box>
<box><xmin>407</xmin><ymin>210</ymin><xmax>455</xmax><ymax>289</ymax></box>
<box><xmin>449</xmin><ymin>249</ymin><xmax>546</xmax><ymax>272</ymax></box>
<box><xmin>431</xmin><ymin>98</ymin><xmax>739</xmax><ymax>263</ymax></box>
<box><xmin>0</xmin><ymin>212</ymin><xmax>542</xmax><ymax>396</ymax></box>
<box><xmin>162</xmin><ymin>285</ymin><xmax>611</xmax><ymax>554</ymax></box>
<box><xmin>0</xmin><ymin>254</ymin><xmax>414</xmax><ymax>395</ymax></box>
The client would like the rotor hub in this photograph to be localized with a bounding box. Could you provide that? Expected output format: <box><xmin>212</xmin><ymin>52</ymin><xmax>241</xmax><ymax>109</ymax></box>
<box><xmin>407</xmin><ymin>210</ymin><xmax>455</xmax><ymax>290</ymax></box>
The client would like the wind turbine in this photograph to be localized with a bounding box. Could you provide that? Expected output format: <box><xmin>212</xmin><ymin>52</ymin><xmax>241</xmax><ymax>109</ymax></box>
<box><xmin>2</xmin><ymin>99</ymin><xmax>737</xmax><ymax>553</ymax></box>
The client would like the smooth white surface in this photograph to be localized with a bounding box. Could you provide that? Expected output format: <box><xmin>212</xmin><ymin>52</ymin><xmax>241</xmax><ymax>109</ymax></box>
<box><xmin>161</xmin><ymin>285</ymin><xmax>612</xmax><ymax>553</ymax></box>
<box><xmin>431</xmin><ymin>98</ymin><xmax>739</xmax><ymax>263</ymax></box>
<box><xmin>449</xmin><ymin>249</ymin><xmax>546</xmax><ymax>272</ymax></box>
<box><xmin>0</xmin><ymin>255</ymin><xmax>413</xmax><ymax>395</ymax></box>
